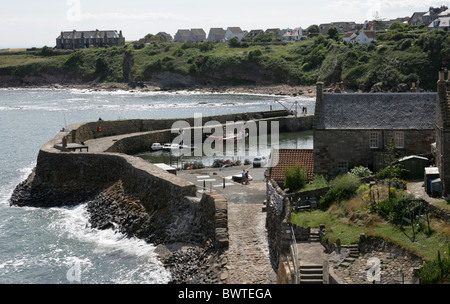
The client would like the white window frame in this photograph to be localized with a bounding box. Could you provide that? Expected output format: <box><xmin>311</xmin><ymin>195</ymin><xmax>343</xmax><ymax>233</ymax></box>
<box><xmin>370</xmin><ymin>132</ymin><xmax>379</xmax><ymax>149</ymax></box>
<box><xmin>394</xmin><ymin>131</ymin><xmax>404</xmax><ymax>149</ymax></box>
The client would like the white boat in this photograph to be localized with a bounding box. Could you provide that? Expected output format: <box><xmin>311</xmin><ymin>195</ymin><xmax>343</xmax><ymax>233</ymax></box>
<box><xmin>162</xmin><ymin>143</ymin><xmax>179</xmax><ymax>151</ymax></box>
<box><xmin>151</xmin><ymin>143</ymin><xmax>162</xmax><ymax>151</ymax></box>
<box><xmin>205</xmin><ymin>129</ymin><xmax>248</xmax><ymax>143</ymax></box>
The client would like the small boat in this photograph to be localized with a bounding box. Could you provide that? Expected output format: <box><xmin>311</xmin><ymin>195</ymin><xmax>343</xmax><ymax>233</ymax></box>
<box><xmin>178</xmin><ymin>144</ymin><xmax>197</xmax><ymax>150</ymax></box>
<box><xmin>205</xmin><ymin>129</ymin><xmax>248</xmax><ymax>144</ymax></box>
<box><xmin>151</xmin><ymin>143</ymin><xmax>162</xmax><ymax>151</ymax></box>
<box><xmin>162</xmin><ymin>143</ymin><xmax>179</xmax><ymax>152</ymax></box>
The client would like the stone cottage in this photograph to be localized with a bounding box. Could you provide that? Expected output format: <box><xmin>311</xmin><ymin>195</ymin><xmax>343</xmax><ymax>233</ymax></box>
<box><xmin>207</xmin><ymin>28</ymin><xmax>226</xmax><ymax>42</ymax></box>
<box><xmin>313</xmin><ymin>82</ymin><xmax>437</xmax><ymax>178</ymax></box>
<box><xmin>433</xmin><ymin>70</ymin><xmax>450</xmax><ymax>197</ymax></box>
<box><xmin>189</xmin><ymin>29</ymin><xmax>207</xmax><ymax>42</ymax></box>
<box><xmin>225</xmin><ymin>27</ymin><xmax>245</xmax><ymax>41</ymax></box>
<box><xmin>174</xmin><ymin>29</ymin><xmax>191</xmax><ymax>43</ymax></box>
<box><xmin>56</xmin><ymin>29</ymin><xmax>125</xmax><ymax>49</ymax></box>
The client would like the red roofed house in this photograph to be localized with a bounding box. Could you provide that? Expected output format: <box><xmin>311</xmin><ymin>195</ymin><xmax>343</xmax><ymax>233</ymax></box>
<box><xmin>268</xmin><ymin>148</ymin><xmax>314</xmax><ymax>186</ymax></box>
<box><xmin>342</xmin><ymin>32</ymin><xmax>357</xmax><ymax>44</ymax></box>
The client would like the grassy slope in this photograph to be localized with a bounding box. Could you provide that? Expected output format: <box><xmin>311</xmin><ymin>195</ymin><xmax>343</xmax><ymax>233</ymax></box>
<box><xmin>0</xmin><ymin>25</ymin><xmax>449</xmax><ymax>90</ymax></box>
<box><xmin>291</xmin><ymin>186</ymin><xmax>450</xmax><ymax>260</ymax></box>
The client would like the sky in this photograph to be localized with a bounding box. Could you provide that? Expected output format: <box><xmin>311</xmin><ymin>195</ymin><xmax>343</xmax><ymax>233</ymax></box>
<box><xmin>0</xmin><ymin>0</ymin><xmax>449</xmax><ymax>49</ymax></box>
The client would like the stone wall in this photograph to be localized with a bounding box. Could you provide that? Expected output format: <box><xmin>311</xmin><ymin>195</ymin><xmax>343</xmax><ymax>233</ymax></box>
<box><xmin>314</xmin><ymin>129</ymin><xmax>435</xmax><ymax>178</ymax></box>
<box><xmin>69</xmin><ymin>110</ymin><xmax>296</xmax><ymax>143</ymax></box>
<box><xmin>265</xmin><ymin>180</ymin><xmax>291</xmax><ymax>271</ymax></box>
<box><xmin>199</xmin><ymin>192</ymin><xmax>229</xmax><ymax>251</ymax></box>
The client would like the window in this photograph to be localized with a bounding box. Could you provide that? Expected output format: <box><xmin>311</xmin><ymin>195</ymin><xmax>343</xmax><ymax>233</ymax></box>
<box><xmin>394</xmin><ymin>131</ymin><xmax>404</xmax><ymax>148</ymax></box>
<box><xmin>370</xmin><ymin>132</ymin><xmax>379</xmax><ymax>149</ymax></box>
<box><xmin>337</xmin><ymin>162</ymin><xmax>348</xmax><ymax>173</ymax></box>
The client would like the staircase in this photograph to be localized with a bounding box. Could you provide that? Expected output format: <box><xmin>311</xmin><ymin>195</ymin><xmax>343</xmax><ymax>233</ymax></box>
<box><xmin>309</xmin><ymin>229</ymin><xmax>321</xmax><ymax>242</ymax></box>
<box><xmin>339</xmin><ymin>244</ymin><xmax>360</xmax><ymax>268</ymax></box>
<box><xmin>299</xmin><ymin>264</ymin><xmax>323</xmax><ymax>284</ymax></box>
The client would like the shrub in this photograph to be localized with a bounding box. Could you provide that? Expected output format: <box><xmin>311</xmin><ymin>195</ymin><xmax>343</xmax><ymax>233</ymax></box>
<box><xmin>303</xmin><ymin>175</ymin><xmax>328</xmax><ymax>191</ymax></box>
<box><xmin>248</xmin><ymin>49</ymin><xmax>263</xmax><ymax>62</ymax></box>
<box><xmin>319</xmin><ymin>173</ymin><xmax>361</xmax><ymax>209</ymax></box>
<box><xmin>284</xmin><ymin>164</ymin><xmax>308</xmax><ymax>192</ymax></box>
<box><xmin>228</xmin><ymin>37</ymin><xmax>240</xmax><ymax>48</ymax></box>
<box><xmin>417</xmin><ymin>245</ymin><xmax>450</xmax><ymax>284</ymax></box>
<box><xmin>350</xmin><ymin>166</ymin><xmax>373</xmax><ymax>178</ymax></box>
<box><xmin>376</xmin><ymin>165</ymin><xmax>409</xmax><ymax>180</ymax></box>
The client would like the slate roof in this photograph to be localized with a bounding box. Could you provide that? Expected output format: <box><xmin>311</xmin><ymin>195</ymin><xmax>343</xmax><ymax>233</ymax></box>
<box><xmin>227</xmin><ymin>27</ymin><xmax>243</xmax><ymax>34</ymax></box>
<box><xmin>208</xmin><ymin>28</ymin><xmax>226</xmax><ymax>40</ymax></box>
<box><xmin>189</xmin><ymin>28</ymin><xmax>206</xmax><ymax>41</ymax></box>
<box><xmin>315</xmin><ymin>93</ymin><xmax>437</xmax><ymax>130</ymax></box>
<box><xmin>175</xmin><ymin>29</ymin><xmax>191</xmax><ymax>41</ymax></box>
<box><xmin>58</xmin><ymin>30</ymin><xmax>121</xmax><ymax>39</ymax></box>
<box><xmin>269</xmin><ymin>149</ymin><xmax>314</xmax><ymax>182</ymax></box>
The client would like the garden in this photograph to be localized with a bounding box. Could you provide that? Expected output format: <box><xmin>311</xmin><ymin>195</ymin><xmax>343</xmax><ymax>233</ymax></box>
<box><xmin>286</xmin><ymin>163</ymin><xmax>450</xmax><ymax>283</ymax></box>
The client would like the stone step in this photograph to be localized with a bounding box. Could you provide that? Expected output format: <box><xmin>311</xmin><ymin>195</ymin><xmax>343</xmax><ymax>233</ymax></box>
<box><xmin>300</xmin><ymin>264</ymin><xmax>323</xmax><ymax>270</ymax></box>
<box><xmin>301</xmin><ymin>273</ymin><xmax>323</xmax><ymax>280</ymax></box>
<box><xmin>339</xmin><ymin>262</ymin><xmax>351</xmax><ymax>268</ymax></box>
<box><xmin>309</xmin><ymin>233</ymin><xmax>321</xmax><ymax>242</ymax></box>
<box><xmin>343</xmin><ymin>257</ymin><xmax>356</xmax><ymax>263</ymax></box>
<box><xmin>342</xmin><ymin>244</ymin><xmax>359</xmax><ymax>249</ymax></box>
<box><xmin>300</xmin><ymin>268</ymin><xmax>323</xmax><ymax>275</ymax></box>
<box><xmin>300</xmin><ymin>278</ymin><xmax>323</xmax><ymax>284</ymax></box>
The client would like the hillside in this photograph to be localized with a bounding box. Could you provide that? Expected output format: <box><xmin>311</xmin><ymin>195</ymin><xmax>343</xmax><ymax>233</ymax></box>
<box><xmin>1</xmin><ymin>25</ymin><xmax>449</xmax><ymax>91</ymax></box>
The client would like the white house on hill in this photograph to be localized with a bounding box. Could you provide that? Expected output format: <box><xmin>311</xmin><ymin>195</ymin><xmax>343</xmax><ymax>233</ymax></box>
<box><xmin>356</xmin><ymin>31</ymin><xmax>376</xmax><ymax>44</ymax></box>
<box><xmin>225</xmin><ymin>27</ymin><xmax>245</xmax><ymax>41</ymax></box>
<box><xmin>282</xmin><ymin>27</ymin><xmax>306</xmax><ymax>42</ymax></box>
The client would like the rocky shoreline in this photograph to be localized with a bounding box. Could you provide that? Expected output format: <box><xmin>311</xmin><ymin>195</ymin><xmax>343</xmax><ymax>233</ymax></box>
<box><xmin>1</xmin><ymin>81</ymin><xmax>317</xmax><ymax>97</ymax></box>
<box><xmin>10</xmin><ymin>172</ymin><xmax>225</xmax><ymax>284</ymax></box>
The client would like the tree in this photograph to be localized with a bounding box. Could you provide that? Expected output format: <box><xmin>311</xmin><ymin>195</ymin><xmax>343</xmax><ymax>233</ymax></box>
<box><xmin>327</xmin><ymin>27</ymin><xmax>339</xmax><ymax>40</ymax></box>
<box><xmin>284</xmin><ymin>164</ymin><xmax>308</xmax><ymax>192</ymax></box>
<box><xmin>228</xmin><ymin>37</ymin><xmax>240</xmax><ymax>48</ymax></box>
<box><xmin>307</xmin><ymin>24</ymin><xmax>320</xmax><ymax>37</ymax></box>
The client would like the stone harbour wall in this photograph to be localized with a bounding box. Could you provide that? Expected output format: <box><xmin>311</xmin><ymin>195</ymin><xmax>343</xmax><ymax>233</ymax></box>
<box><xmin>10</xmin><ymin>110</ymin><xmax>311</xmax><ymax>283</ymax></box>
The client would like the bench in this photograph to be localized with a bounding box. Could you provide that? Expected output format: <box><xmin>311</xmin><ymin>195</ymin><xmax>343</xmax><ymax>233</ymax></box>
<box><xmin>54</xmin><ymin>143</ymin><xmax>89</xmax><ymax>152</ymax></box>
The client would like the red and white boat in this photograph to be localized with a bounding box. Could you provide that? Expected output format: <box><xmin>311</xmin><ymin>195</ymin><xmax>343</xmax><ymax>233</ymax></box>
<box><xmin>205</xmin><ymin>128</ymin><xmax>248</xmax><ymax>143</ymax></box>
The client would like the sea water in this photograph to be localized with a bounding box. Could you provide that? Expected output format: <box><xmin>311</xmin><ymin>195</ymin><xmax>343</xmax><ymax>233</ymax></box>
<box><xmin>0</xmin><ymin>88</ymin><xmax>315</xmax><ymax>283</ymax></box>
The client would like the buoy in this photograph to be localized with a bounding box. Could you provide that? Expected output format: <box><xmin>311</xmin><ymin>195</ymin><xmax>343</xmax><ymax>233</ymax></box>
<box><xmin>97</xmin><ymin>126</ymin><xmax>102</xmax><ymax>132</ymax></box>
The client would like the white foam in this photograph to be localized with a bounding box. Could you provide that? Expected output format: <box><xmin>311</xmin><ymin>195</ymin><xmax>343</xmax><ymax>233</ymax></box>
<box><xmin>49</xmin><ymin>204</ymin><xmax>172</xmax><ymax>283</ymax></box>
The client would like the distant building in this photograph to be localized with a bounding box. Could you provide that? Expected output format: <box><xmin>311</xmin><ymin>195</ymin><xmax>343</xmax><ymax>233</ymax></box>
<box><xmin>156</xmin><ymin>32</ymin><xmax>173</xmax><ymax>42</ymax></box>
<box><xmin>428</xmin><ymin>16</ymin><xmax>450</xmax><ymax>30</ymax></box>
<box><xmin>265</xmin><ymin>28</ymin><xmax>281</xmax><ymax>38</ymax></box>
<box><xmin>207</xmin><ymin>28</ymin><xmax>226</xmax><ymax>42</ymax></box>
<box><xmin>342</xmin><ymin>32</ymin><xmax>357</xmax><ymax>44</ymax></box>
<box><xmin>319</xmin><ymin>22</ymin><xmax>356</xmax><ymax>35</ymax></box>
<box><xmin>225</xmin><ymin>27</ymin><xmax>245</xmax><ymax>41</ymax></box>
<box><xmin>409</xmin><ymin>12</ymin><xmax>427</xmax><ymax>25</ymax></box>
<box><xmin>246</xmin><ymin>29</ymin><xmax>264</xmax><ymax>38</ymax></box>
<box><xmin>189</xmin><ymin>29</ymin><xmax>207</xmax><ymax>42</ymax></box>
<box><xmin>56</xmin><ymin>29</ymin><xmax>125</xmax><ymax>49</ymax></box>
<box><xmin>174</xmin><ymin>29</ymin><xmax>191</xmax><ymax>43</ymax></box>
<box><xmin>355</xmin><ymin>31</ymin><xmax>376</xmax><ymax>44</ymax></box>
<box><xmin>282</xmin><ymin>27</ymin><xmax>306</xmax><ymax>42</ymax></box>
<box><xmin>409</xmin><ymin>6</ymin><xmax>448</xmax><ymax>25</ymax></box>
<box><xmin>313</xmin><ymin>82</ymin><xmax>437</xmax><ymax>177</ymax></box>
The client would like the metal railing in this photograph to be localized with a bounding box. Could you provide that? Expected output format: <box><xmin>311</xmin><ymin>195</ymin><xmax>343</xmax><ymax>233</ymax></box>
<box><xmin>289</xmin><ymin>227</ymin><xmax>300</xmax><ymax>284</ymax></box>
